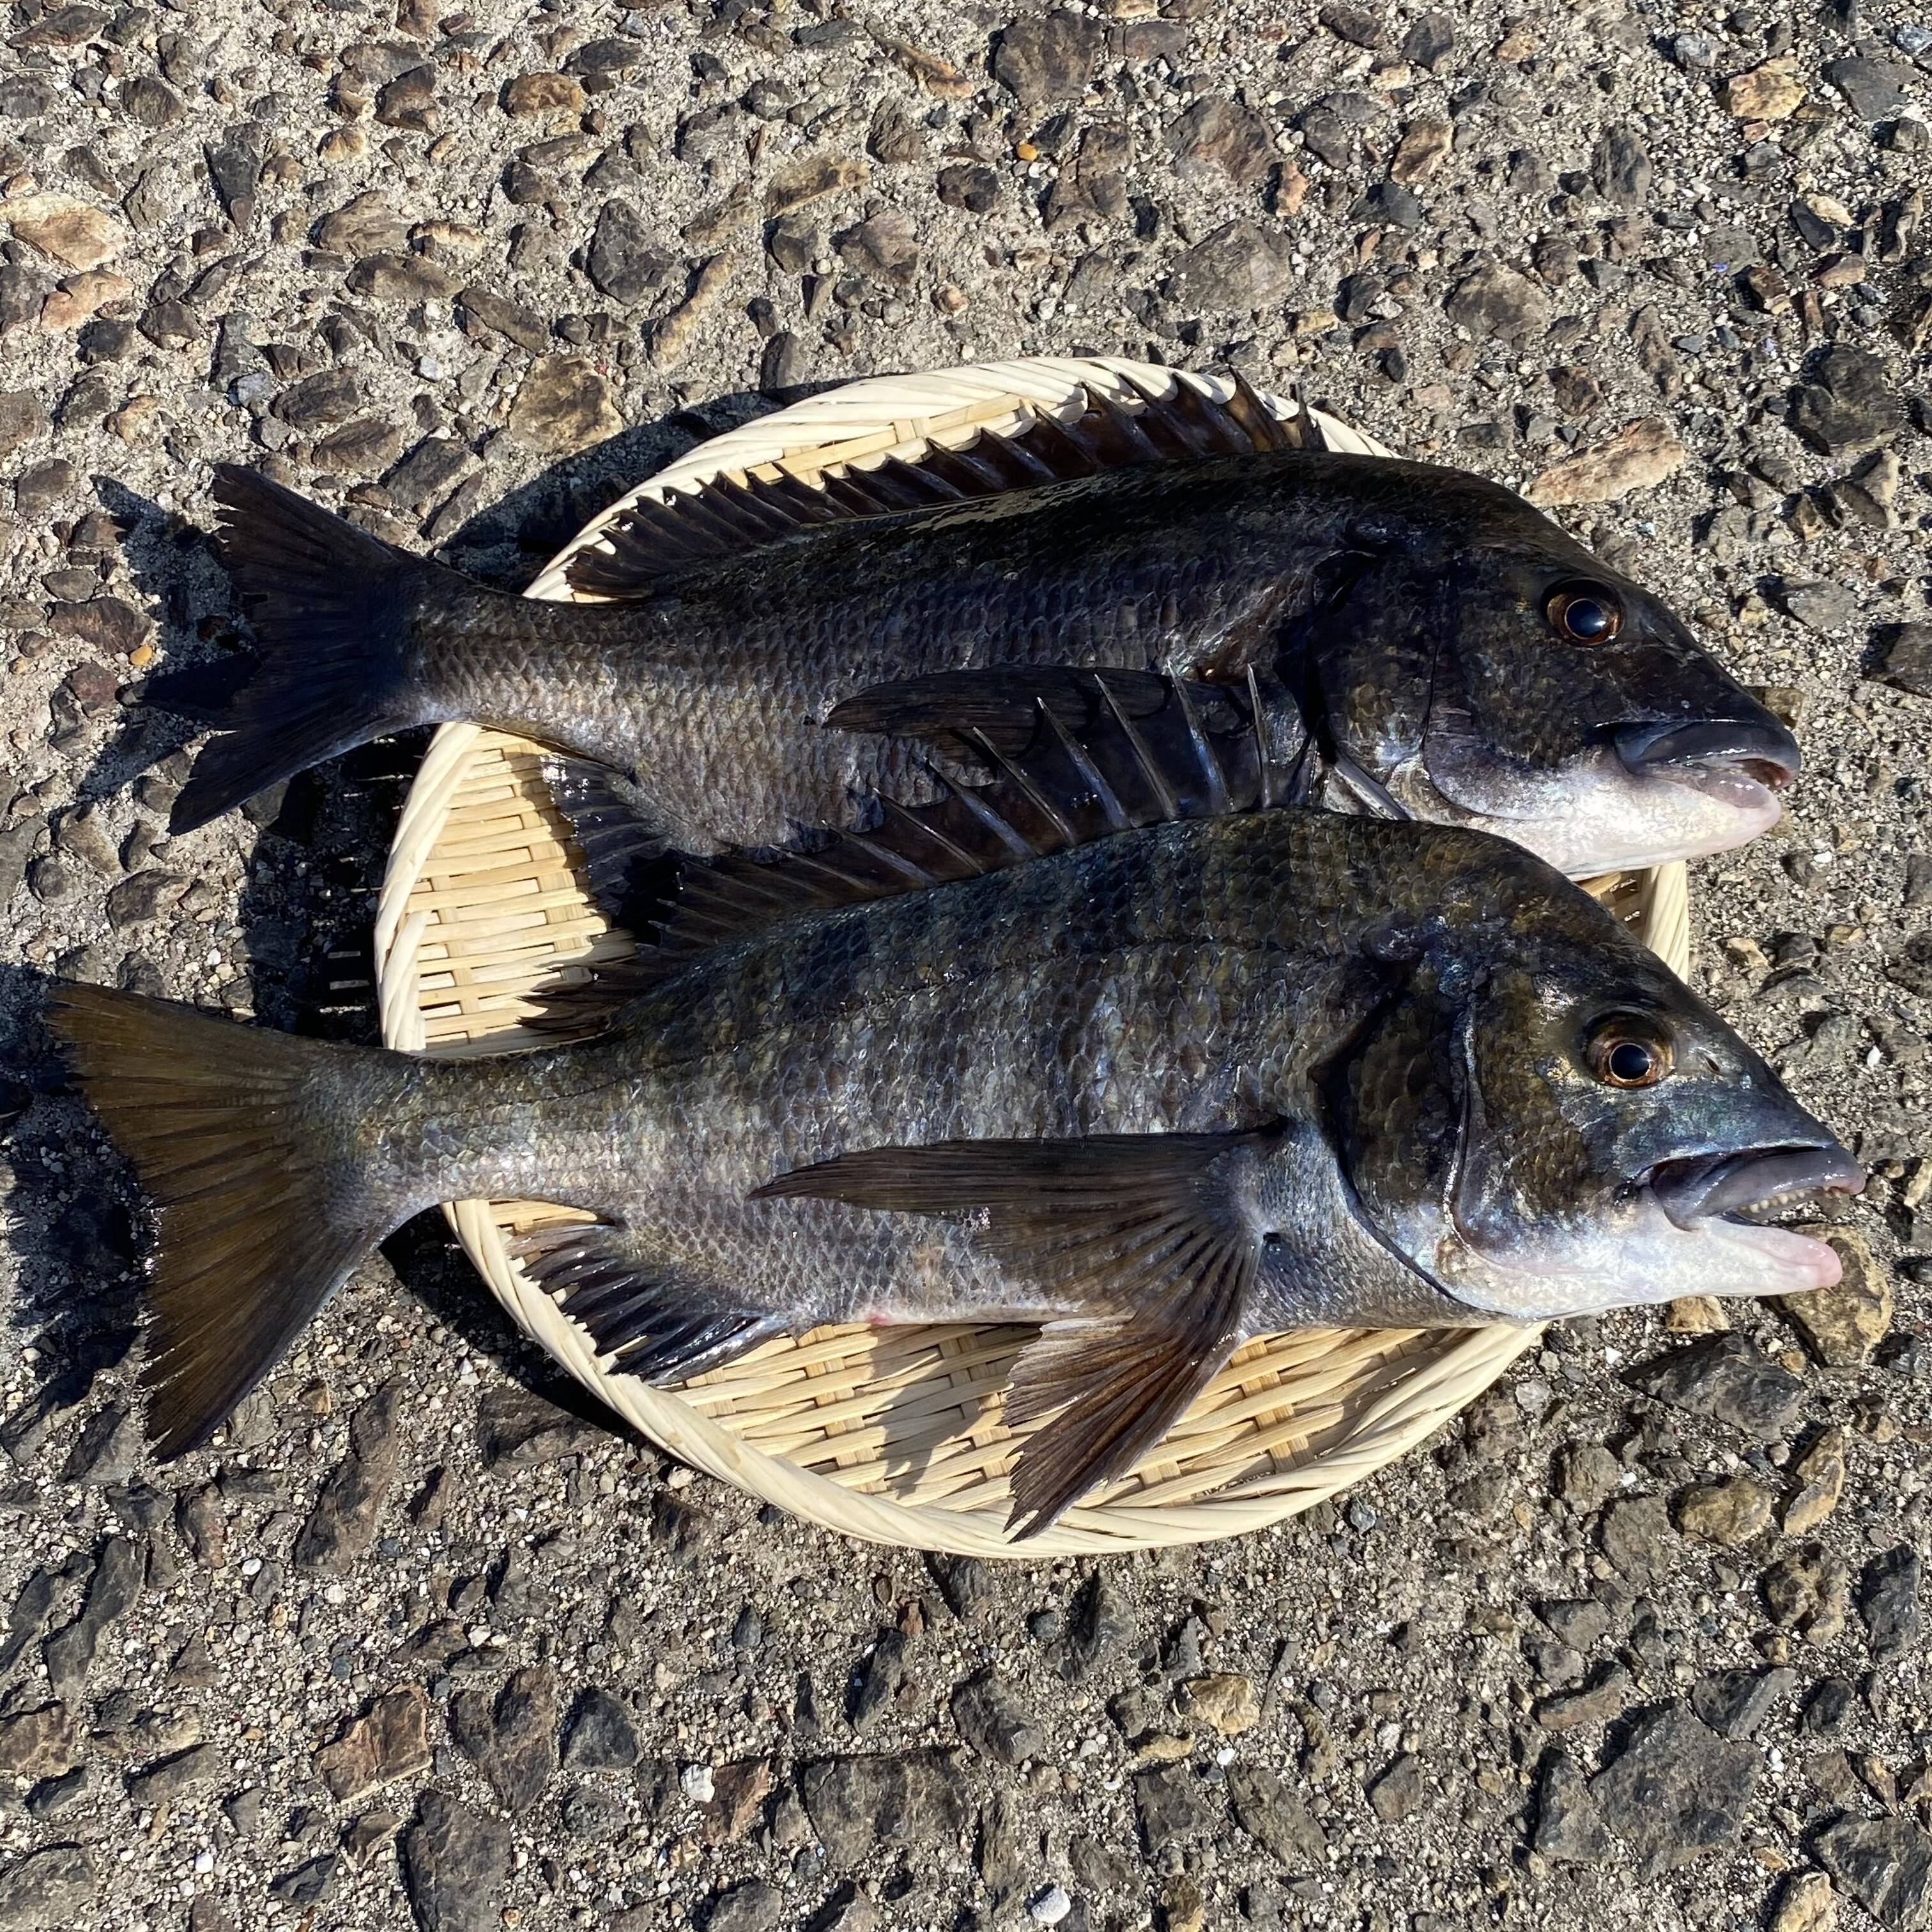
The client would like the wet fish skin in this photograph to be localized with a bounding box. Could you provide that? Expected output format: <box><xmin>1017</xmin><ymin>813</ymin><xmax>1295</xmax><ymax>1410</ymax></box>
<box><xmin>50</xmin><ymin>810</ymin><xmax>1853</xmax><ymax>1529</ymax></box>
<box><xmin>165</xmin><ymin>451</ymin><xmax>1795</xmax><ymax>877</ymax></box>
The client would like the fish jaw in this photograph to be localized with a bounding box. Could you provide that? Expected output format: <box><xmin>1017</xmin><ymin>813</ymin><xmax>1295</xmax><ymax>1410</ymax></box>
<box><xmin>1387</xmin><ymin>748</ymin><xmax>1787</xmax><ymax>879</ymax></box>
<box><xmin>1515</xmin><ymin>761</ymin><xmax>1788</xmax><ymax>878</ymax></box>
<box><xmin>1429</xmin><ymin>1165</ymin><xmax>1857</xmax><ymax>1321</ymax></box>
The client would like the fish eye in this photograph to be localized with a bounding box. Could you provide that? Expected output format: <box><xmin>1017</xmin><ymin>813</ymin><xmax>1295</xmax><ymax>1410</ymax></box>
<box><xmin>1547</xmin><ymin>585</ymin><xmax>1623</xmax><ymax>645</ymax></box>
<box><xmin>1583</xmin><ymin>1013</ymin><xmax>1673</xmax><ymax>1088</ymax></box>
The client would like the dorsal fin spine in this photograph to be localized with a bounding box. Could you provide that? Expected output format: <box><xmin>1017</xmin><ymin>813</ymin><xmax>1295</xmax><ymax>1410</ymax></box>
<box><xmin>960</xmin><ymin>726</ymin><xmax>1079</xmax><ymax>845</ymax></box>
<box><xmin>1169</xmin><ymin>677</ymin><xmax>1230</xmax><ymax>814</ymax></box>
<box><xmin>1038</xmin><ymin>689</ymin><xmax>1133</xmax><ymax>833</ymax></box>
<box><xmin>1096</xmin><ymin>680</ymin><xmax>1181</xmax><ymax>820</ymax></box>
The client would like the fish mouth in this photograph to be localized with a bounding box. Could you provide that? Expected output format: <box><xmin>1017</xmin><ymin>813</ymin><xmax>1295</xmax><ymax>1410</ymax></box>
<box><xmin>1611</xmin><ymin>719</ymin><xmax>1803</xmax><ymax>797</ymax></box>
<box><xmin>1643</xmin><ymin>1143</ymin><xmax>1864</xmax><ymax>1232</ymax></box>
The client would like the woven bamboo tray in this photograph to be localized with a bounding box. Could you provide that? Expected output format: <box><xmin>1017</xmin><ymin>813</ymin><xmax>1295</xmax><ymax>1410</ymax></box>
<box><xmin>372</xmin><ymin>357</ymin><xmax>1692</xmax><ymax>1556</ymax></box>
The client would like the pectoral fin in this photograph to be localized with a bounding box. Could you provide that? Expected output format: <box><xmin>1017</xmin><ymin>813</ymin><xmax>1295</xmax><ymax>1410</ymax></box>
<box><xmin>754</xmin><ymin>1130</ymin><xmax>1273</xmax><ymax>1534</ymax></box>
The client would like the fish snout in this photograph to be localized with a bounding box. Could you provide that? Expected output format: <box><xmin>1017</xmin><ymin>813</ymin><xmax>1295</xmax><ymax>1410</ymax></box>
<box><xmin>1612</xmin><ymin>716</ymin><xmax>1802</xmax><ymax>791</ymax></box>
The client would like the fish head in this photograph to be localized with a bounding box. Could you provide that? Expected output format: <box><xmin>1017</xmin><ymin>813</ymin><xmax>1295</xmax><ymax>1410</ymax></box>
<box><xmin>1297</xmin><ymin>476</ymin><xmax>1799</xmax><ymax>877</ymax></box>
<box><xmin>1333</xmin><ymin>929</ymin><xmax>1860</xmax><ymax>1322</ymax></box>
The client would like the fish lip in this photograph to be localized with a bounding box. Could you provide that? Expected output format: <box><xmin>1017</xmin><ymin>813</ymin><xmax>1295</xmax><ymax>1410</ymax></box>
<box><xmin>1643</xmin><ymin>1144</ymin><xmax>1865</xmax><ymax>1232</ymax></box>
<box><xmin>1611</xmin><ymin>718</ymin><xmax>1802</xmax><ymax>792</ymax></box>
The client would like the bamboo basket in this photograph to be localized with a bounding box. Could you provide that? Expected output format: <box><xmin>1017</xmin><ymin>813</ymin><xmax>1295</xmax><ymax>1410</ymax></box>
<box><xmin>372</xmin><ymin>358</ymin><xmax>1692</xmax><ymax>1557</ymax></box>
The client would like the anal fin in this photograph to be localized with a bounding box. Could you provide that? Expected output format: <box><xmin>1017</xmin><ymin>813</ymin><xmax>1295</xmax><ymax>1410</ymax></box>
<box><xmin>510</xmin><ymin>1221</ymin><xmax>788</xmax><ymax>1384</ymax></box>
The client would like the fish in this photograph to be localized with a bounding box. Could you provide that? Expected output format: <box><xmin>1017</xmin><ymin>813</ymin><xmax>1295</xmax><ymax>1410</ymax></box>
<box><xmin>153</xmin><ymin>376</ymin><xmax>1798</xmax><ymax>885</ymax></box>
<box><xmin>50</xmin><ymin>793</ymin><xmax>1857</xmax><ymax>1535</ymax></box>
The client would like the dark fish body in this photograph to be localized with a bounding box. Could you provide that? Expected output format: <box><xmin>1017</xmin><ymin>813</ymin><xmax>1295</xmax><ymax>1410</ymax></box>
<box><xmin>52</xmin><ymin>810</ymin><xmax>1855</xmax><ymax>1531</ymax></box>
<box><xmin>169</xmin><ymin>437</ymin><xmax>1797</xmax><ymax>878</ymax></box>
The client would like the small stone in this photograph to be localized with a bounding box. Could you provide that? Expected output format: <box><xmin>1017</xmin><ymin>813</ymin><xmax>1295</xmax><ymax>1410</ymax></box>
<box><xmin>314</xmin><ymin>1687</ymin><xmax>433</xmax><ymax>1802</ymax></box>
<box><xmin>848</xmin><ymin>1630</ymin><xmax>906</xmax><ymax>1733</ymax></box>
<box><xmin>1675</xmin><ymin>1475</ymin><xmax>1775</xmax><ymax>1547</ymax></box>
<box><xmin>502</xmin><ymin>72</ymin><xmax>583</xmax><ymax>116</ymax></box>
<box><xmin>5</xmin><ymin>196</ymin><xmax>126</xmax><ymax>271</ymax></box>
<box><xmin>49</xmin><ymin>597</ymin><xmax>149</xmax><ymax>657</ymax></box>
<box><xmin>1536</xmin><ymin>1662</ymin><xmax>1630</xmax><ymax>1731</ymax></box>
<box><xmin>1389</xmin><ymin>118</ymin><xmax>1453</xmax><ymax>183</ymax></box>
<box><xmin>951</xmin><ymin>1669</ymin><xmax>1043</xmax><ymax>1766</ymax></box>
<box><xmin>1167</xmin><ymin>98</ymin><xmax>1276</xmax><ymax>187</ymax></box>
<box><xmin>0</xmin><ymin>1844</ymin><xmax>93</xmax><ymax>1929</ymax></box>
<box><xmin>1627</xmin><ymin>1335</ymin><xmax>1806</xmax><ymax>1439</ymax></box>
<box><xmin>586</xmin><ymin>202</ymin><xmax>675</xmax><ymax>305</ymax></box>
<box><xmin>1790</xmin><ymin>346</ymin><xmax>1896</xmax><ymax>458</ymax></box>
<box><xmin>926</xmin><ymin>1554</ymin><xmax>995</xmax><ymax>1623</ymax></box>
<box><xmin>345</xmin><ymin>1811</ymin><xmax>404</xmax><ymax>1867</ymax></box>
<box><xmin>1775</xmin><ymin>578</ymin><xmax>1860</xmax><ymax>632</ymax></box>
<box><xmin>1591</xmin><ymin>128</ymin><xmax>1651</xmax><ymax>208</ymax></box>
<box><xmin>937</xmin><ymin>164</ymin><xmax>999</xmax><ymax>215</ymax></box>
<box><xmin>1554</xmin><ymin>1440</ymin><xmax>1621</xmax><ymax>1511</ymax></box>
<box><xmin>316</xmin><ymin>193</ymin><xmax>410</xmax><ymax>259</ymax></box>
<box><xmin>0</xmin><ymin>1705</ymin><xmax>82</xmax><ymax>1784</ymax></box>
<box><xmin>1873</xmin><ymin>624</ymin><xmax>1932</xmax><ymax>702</ymax></box>
<box><xmin>1691</xmin><ymin>1665</ymin><xmax>1798</xmax><ymax>1740</ymax></box>
<box><xmin>1588</xmin><ymin>1703</ymin><xmax>1759</xmax><ymax>1875</ymax></box>
<box><xmin>506</xmin><ymin>358</ymin><xmax>622</xmax><ymax>456</ymax></box>
<box><xmin>270</xmin><ymin>1853</ymin><xmax>339</xmax><ymax>1909</ymax></box>
<box><xmin>1779</xmin><ymin>1229</ymin><xmax>1892</xmax><ymax>1365</ymax></box>
<box><xmin>1861</xmin><ymin>1548</ymin><xmax>1921</xmax><ymax>1661</ymax></box>
<box><xmin>126</xmin><ymin>1740</ymin><xmax>222</xmax><ymax>1807</ymax></box>
<box><xmin>401</xmin><ymin>1790</ymin><xmax>510</xmax><ymax>1932</ymax></box>
<box><xmin>763</xmin><ymin>154</ymin><xmax>868</xmax><ymax>216</ymax></box>
<box><xmin>1763</xmin><ymin>1544</ymin><xmax>1853</xmax><ymax>1641</ymax></box>
<box><xmin>799</xmin><ymin>1751</ymin><xmax>972</xmax><ymax>1867</ymax></box>
<box><xmin>1401</xmin><ymin>12</ymin><xmax>1455</xmax><ymax>70</ymax></box>
<box><xmin>992</xmin><ymin>15</ymin><xmax>1106</xmax><ymax>104</ymax></box>
<box><xmin>474</xmin><ymin>1387</ymin><xmax>604</xmax><ymax>1466</ymax></box>
<box><xmin>1227</xmin><ymin>1764</ymin><xmax>1326</xmax><ymax>1864</ymax></box>
<box><xmin>1719</xmin><ymin>65</ymin><xmax>1805</xmax><ymax>121</ymax></box>
<box><xmin>1526</xmin><ymin>417</ymin><xmax>1687</xmax><ymax>506</ymax></box>
<box><xmin>1444</xmin><ymin>261</ymin><xmax>1549</xmax><ymax>343</ymax></box>
<box><xmin>1174</xmin><ymin>1671</ymin><xmax>1259</xmax><ymax>1738</ymax></box>
<box><xmin>0</xmin><ymin>391</ymin><xmax>47</xmax><ymax>461</ymax></box>
<box><xmin>43</xmin><ymin>1535</ymin><xmax>142</xmax><ymax>1697</ymax></box>
<box><xmin>705</xmin><ymin>1879</ymin><xmax>781</xmax><ymax>1932</ymax></box>
<box><xmin>699</xmin><ymin>1758</ymin><xmax>772</xmax><ymax>1846</ymax></box>
<box><xmin>1823</xmin><ymin>56</ymin><xmax>1912</xmax><ymax>120</ymax></box>
<box><xmin>105</xmin><ymin>871</ymin><xmax>185</xmax><ymax>929</ymax></box>
<box><xmin>292</xmin><ymin>1384</ymin><xmax>401</xmax><ymax>1572</ymax></box>
<box><xmin>1770</xmin><ymin>1871</ymin><xmax>1837</xmax><ymax>1932</ymax></box>
<box><xmin>1134</xmin><ymin>1764</ymin><xmax>1215</xmax><ymax>1851</ymax></box>
<box><xmin>448</xmin><ymin>1665</ymin><xmax>557</xmax><ymax>1814</ymax></box>
<box><xmin>563</xmin><ymin>1688</ymin><xmax>639</xmax><ymax>1771</ymax></box>
<box><xmin>1168</xmin><ymin>221</ymin><xmax>1295</xmax><ymax>310</ymax></box>
<box><xmin>836</xmin><ymin>210</ymin><xmax>919</xmax><ymax>285</ymax></box>
<box><xmin>1600</xmin><ymin>1493</ymin><xmax>1673</xmax><ymax>1580</ymax></box>
<box><xmin>1814</xmin><ymin>1814</ymin><xmax>1932</xmax><ymax>1930</ymax></box>
<box><xmin>1367</xmin><ymin>1752</ymin><xmax>1422</xmax><ymax>1823</ymax></box>
<box><xmin>1785</xmin><ymin>1432</ymin><xmax>1847</xmax><ymax>1535</ymax></box>
<box><xmin>1534</xmin><ymin>1752</ymin><xmax>1613</xmax><ymax>1863</ymax></box>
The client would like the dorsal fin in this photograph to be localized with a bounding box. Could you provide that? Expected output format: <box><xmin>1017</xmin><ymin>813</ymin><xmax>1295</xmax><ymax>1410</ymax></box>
<box><xmin>563</xmin><ymin>372</ymin><xmax>1318</xmax><ymax>601</ymax></box>
<box><xmin>526</xmin><ymin>668</ymin><xmax>1319</xmax><ymax>1031</ymax></box>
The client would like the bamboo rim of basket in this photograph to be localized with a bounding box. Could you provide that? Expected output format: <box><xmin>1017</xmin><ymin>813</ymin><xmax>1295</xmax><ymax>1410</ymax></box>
<box><xmin>372</xmin><ymin>357</ymin><xmax>1692</xmax><ymax>1556</ymax></box>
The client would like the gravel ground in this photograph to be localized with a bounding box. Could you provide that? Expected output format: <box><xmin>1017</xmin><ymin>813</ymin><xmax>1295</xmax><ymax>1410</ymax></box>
<box><xmin>0</xmin><ymin>1</ymin><xmax>1929</xmax><ymax>1929</ymax></box>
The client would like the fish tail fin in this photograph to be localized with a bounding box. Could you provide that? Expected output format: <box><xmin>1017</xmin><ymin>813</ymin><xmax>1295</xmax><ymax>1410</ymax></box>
<box><xmin>166</xmin><ymin>466</ymin><xmax>457</xmax><ymax>834</ymax></box>
<box><xmin>48</xmin><ymin>982</ymin><xmax>420</xmax><ymax>1457</ymax></box>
